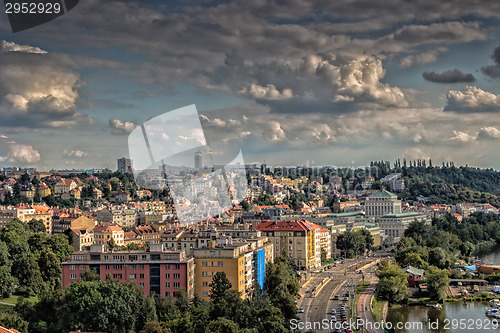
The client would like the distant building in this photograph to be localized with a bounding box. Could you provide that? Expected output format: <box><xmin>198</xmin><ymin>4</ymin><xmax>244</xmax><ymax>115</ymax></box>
<box><xmin>364</xmin><ymin>190</ymin><xmax>401</xmax><ymax>217</ymax></box>
<box><xmin>380</xmin><ymin>173</ymin><xmax>405</xmax><ymax>192</ymax></box>
<box><xmin>194</xmin><ymin>151</ymin><xmax>203</xmax><ymax>169</ymax></box>
<box><xmin>117</xmin><ymin>157</ymin><xmax>133</xmax><ymax>173</ymax></box>
<box><xmin>377</xmin><ymin>212</ymin><xmax>429</xmax><ymax>239</ymax></box>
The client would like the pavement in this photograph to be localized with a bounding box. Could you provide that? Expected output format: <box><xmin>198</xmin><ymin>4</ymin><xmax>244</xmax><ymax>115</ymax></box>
<box><xmin>296</xmin><ymin>254</ymin><xmax>386</xmax><ymax>332</ymax></box>
<box><xmin>356</xmin><ymin>276</ymin><xmax>383</xmax><ymax>333</ymax></box>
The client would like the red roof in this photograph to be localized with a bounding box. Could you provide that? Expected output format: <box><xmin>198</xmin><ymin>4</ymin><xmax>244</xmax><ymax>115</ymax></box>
<box><xmin>255</xmin><ymin>220</ymin><xmax>320</xmax><ymax>232</ymax></box>
<box><xmin>0</xmin><ymin>327</ymin><xmax>21</xmax><ymax>333</ymax></box>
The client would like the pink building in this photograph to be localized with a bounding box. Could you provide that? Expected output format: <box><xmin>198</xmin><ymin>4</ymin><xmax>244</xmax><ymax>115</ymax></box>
<box><xmin>62</xmin><ymin>244</ymin><xmax>195</xmax><ymax>298</ymax></box>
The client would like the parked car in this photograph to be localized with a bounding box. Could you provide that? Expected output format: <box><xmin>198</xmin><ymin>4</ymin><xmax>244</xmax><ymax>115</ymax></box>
<box><xmin>330</xmin><ymin>316</ymin><xmax>336</xmax><ymax>322</ymax></box>
<box><xmin>331</xmin><ymin>309</ymin><xmax>336</xmax><ymax>314</ymax></box>
<box><xmin>298</xmin><ymin>307</ymin><xmax>304</xmax><ymax>313</ymax></box>
<box><xmin>334</xmin><ymin>295</ymin><xmax>339</xmax><ymax>300</ymax></box>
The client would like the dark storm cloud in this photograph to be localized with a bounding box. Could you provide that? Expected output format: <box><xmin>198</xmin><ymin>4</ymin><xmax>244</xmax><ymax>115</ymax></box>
<box><xmin>481</xmin><ymin>45</ymin><xmax>500</xmax><ymax>79</ymax></box>
<box><xmin>422</xmin><ymin>69</ymin><xmax>475</xmax><ymax>83</ymax></box>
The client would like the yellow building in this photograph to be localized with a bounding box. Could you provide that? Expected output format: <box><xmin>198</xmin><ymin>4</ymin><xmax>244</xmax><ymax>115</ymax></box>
<box><xmin>193</xmin><ymin>243</ymin><xmax>246</xmax><ymax>300</ymax></box>
<box><xmin>37</xmin><ymin>183</ymin><xmax>51</xmax><ymax>197</ymax></box>
<box><xmin>255</xmin><ymin>220</ymin><xmax>320</xmax><ymax>270</ymax></box>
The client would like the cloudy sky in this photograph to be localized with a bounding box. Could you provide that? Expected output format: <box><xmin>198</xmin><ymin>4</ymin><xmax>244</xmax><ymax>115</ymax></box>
<box><xmin>0</xmin><ymin>0</ymin><xmax>500</xmax><ymax>170</ymax></box>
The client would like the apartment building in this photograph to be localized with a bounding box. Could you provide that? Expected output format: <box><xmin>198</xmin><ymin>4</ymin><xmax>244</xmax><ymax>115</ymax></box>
<box><xmin>93</xmin><ymin>225</ymin><xmax>125</xmax><ymax>247</ymax></box>
<box><xmin>255</xmin><ymin>220</ymin><xmax>322</xmax><ymax>270</ymax></box>
<box><xmin>62</xmin><ymin>244</ymin><xmax>194</xmax><ymax>297</ymax></box>
<box><xmin>193</xmin><ymin>238</ymin><xmax>273</xmax><ymax>300</ymax></box>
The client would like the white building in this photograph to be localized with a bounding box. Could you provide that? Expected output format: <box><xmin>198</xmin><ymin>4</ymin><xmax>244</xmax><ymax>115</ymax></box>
<box><xmin>364</xmin><ymin>190</ymin><xmax>402</xmax><ymax>217</ymax></box>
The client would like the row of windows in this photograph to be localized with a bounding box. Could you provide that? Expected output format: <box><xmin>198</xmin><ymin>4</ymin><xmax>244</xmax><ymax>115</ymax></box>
<box><xmin>165</xmin><ymin>273</ymin><xmax>181</xmax><ymax>279</ymax></box>
<box><xmin>165</xmin><ymin>282</ymin><xmax>181</xmax><ymax>288</ymax></box>
<box><xmin>73</xmin><ymin>263</ymin><xmax>183</xmax><ymax>270</ymax></box>
<box><xmin>201</xmin><ymin>261</ymin><xmax>223</xmax><ymax>267</ymax></box>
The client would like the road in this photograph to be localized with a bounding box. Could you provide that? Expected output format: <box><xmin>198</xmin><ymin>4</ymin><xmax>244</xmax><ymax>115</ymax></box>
<box><xmin>297</xmin><ymin>254</ymin><xmax>385</xmax><ymax>332</ymax></box>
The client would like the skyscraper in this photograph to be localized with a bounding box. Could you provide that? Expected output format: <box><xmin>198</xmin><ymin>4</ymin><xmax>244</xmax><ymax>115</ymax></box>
<box><xmin>117</xmin><ymin>157</ymin><xmax>133</xmax><ymax>173</ymax></box>
<box><xmin>194</xmin><ymin>152</ymin><xmax>202</xmax><ymax>169</ymax></box>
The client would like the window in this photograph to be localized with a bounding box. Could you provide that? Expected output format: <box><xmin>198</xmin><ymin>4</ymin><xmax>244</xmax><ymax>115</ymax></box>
<box><xmin>113</xmin><ymin>274</ymin><xmax>122</xmax><ymax>279</ymax></box>
<box><xmin>165</xmin><ymin>292</ymin><xmax>170</xmax><ymax>297</ymax></box>
<box><xmin>173</xmin><ymin>282</ymin><xmax>180</xmax><ymax>288</ymax></box>
<box><xmin>130</xmin><ymin>264</ymin><xmax>136</xmax><ymax>269</ymax></box>
<box><xmin>113</xmin><ymin>255</ymin><xmax>125</xmax><ymax>260</ymax></box>
<box><xmin>166</xmin><ymin>282</ymin><xmax>170</xmax><ymax>288</ymax></box>
<box><xmin>105</xmin><ymin>264</ymin><xmax>110</xmax><ymax>270</ymax></box>
<box><xmin>165</xmin><ymin>273</ymin><xmax>170</xmax><ymax>279</ymax></box>
<box><xmin>151</xmin><ymin>254</ymin><xmax>160</xmax><ymax>260</ymax></box>
<box><xmin>139</xmin><ymin>283</ymin><xmax>144</xmax><ymax>288</ymax></box>
<box><xmin>113</xmin><ymin>264</ymin><xmax>123</xmax><ymax>270</ymax></box>
<box><xmin>129</xmin><ymin>274</ymin><xmax>136</xmax><ymax>279</ymax></box>
<box><xmin>173</xmin><ymin>273</ymin><xmax>180</xmax><ymax>279</ymax></box>
<box><xmin>173</xmin><ymin>264</ymin><xmax>180</xmax><ymax>269</ymax></box>
<box><xmin>80</xmin><ymin>265</ymin><xmax>85</xmax><ymax>270</ymax></box>
<box><xmin>202</xmin><ymin>281</ymin><xmax>208</xmax><ymax>286</ymax></box>
<box><xmin>139</xmin><ymin>264</ymin><xmax>144</xmax><ymax>270</ymax></box>
<box><xmin>70</xmin><ymin>274</ymin><xmax>77</xmax><ymax>279</ymax></box>
<box><xmin>129</xmin><ymin>255</ymin><xmax>138</xmax><ymax>261</ymax></box>
<box><xmin>217</xmin><ymin>262</ymin><xmax>223</xmax><ymax>267</ymax></box>
<box><xmin>202</xmin><ymin>272</ymin><xmax>208</xmax><ymax>277</ymax></box>
<box><xmin>202</xmin><ymin>261</ymin><xmax>207</xmax><ymax>267</ymax></box>
<box><xmin>202</xmin><ymin>291</ymin><xmax>208</xmax><ymax>296</ymax></box>
<box><xmin>70</xmin><ymin>265</ymin><xmax>77</xmax><ymax>270</ymax></box>
<box><xmin>140</xmin><ymin>274</ymin><xmax>144</xmax><ymax>279</ymax></box>
<box><xmin>165</xmin><ymin>264</ymin><xmax>170</xmax><ymax>269</ymax></box>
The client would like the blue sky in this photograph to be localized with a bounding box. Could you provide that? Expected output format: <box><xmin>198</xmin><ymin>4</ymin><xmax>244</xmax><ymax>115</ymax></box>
<box><xmin>1</xmin><ymin>0</ymin><xmax>500</xmax><ymax>170</ymax></box>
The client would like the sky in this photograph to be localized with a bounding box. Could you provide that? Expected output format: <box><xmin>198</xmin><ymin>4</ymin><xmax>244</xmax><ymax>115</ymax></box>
<box><xmin>0</xmin><ymin>0</ymin><xmax>500</xmax><ymax>170</ymax></box>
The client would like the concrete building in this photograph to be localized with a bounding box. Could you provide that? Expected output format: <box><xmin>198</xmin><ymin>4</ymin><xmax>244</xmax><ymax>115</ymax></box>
<box><xmin>62</xmin><ymin>244</ymin><xmax>195</xmax><ymax>297</ymax></box>
<box><xmin>377</xmin><ymin>212</ymin><xmax>429</xmax><ymax>240</ymax></box>
<box><xmin>364</xmin><ymin>190</ymin><xmax>401</xmax><ymax>217</ymax></box>
<box><xmin>194</xmin><ymin>151</ymin><xmax>203</xmax><ymax>169</ymax></box>
<box><xmin>255</xmin><ymin>220</ymin><xmax>322</xmax><ymax>270</ymax></box>
<box><xmin>193</xmin><ymin>238</ymin><xmax>273</xmax><ymax>300</ymax></box>
<box><xmin>117</xmin><ymin>157</ymin><xmax>133</xmax><ymax>173</ymax></box>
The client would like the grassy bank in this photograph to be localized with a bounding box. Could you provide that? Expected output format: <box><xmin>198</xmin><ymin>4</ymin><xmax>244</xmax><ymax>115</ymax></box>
<box><xmin>371</xmin><ymin>298</ymin><xmax>388</xmax><ymax>322</ymax></box>
<box><xmin>0</xmin><ymin>295</ymin><xmax>39</xmax><ymax>305</ymax></box>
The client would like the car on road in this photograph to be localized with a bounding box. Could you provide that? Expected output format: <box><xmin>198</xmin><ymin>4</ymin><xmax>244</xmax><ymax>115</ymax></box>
<box><xmin>298</xmin><ymin>307</ymin><xmax>304</xmax><ymax>313</ymax></box>
<box><xmin>346</xmin><ymin>328</ymin><xmax>353</xmax><ymax>333</ymax></box>
<box><xmin>313</xmin><ymin>270</ymin><xmax>320</xmax><ymax>273</ymax></box>
<box><xmin>333</xmin><ymin>295</ymin><xmax>339</xmax><ymax>300</ymax></box>
<box><xmin>341</xmin><ymin>261</ymin><xmax>345</xmax><ymax>264</ymax></box>
<box><xmin>333</xmin><ymin>263</ymin><xmax>338</xmax><ymax>267</ymax></box>
<box><xmin>327</xmin><ymin>265</ymin><xmax>331</xmax><ymax>269</ymax></box>
<box><xmin>330</xmin><ymin>316</ymin><xmax>336</xmax><ymax>322</ymax></box>
<box><xmin>333</xmin><ymin>329</ymin><xmax>342</xmax><ymax>333</ymax></box>
<box><xmin>343</xmin><ymin>296</ymin><xmax>349</xmax><ymax>301</ymax></box>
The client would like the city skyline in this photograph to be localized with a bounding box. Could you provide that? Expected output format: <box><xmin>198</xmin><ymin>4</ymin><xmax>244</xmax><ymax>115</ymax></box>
<box><xmin>0</xmin><ymin>1</ymin><xmax>499</xmax><ymax>170</ymax></box>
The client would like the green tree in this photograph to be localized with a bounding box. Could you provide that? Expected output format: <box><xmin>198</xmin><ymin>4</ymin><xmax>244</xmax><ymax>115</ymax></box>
<box><xmin>205</xmin><ymin>317</ymin><xmax>239</xmax><ymax>333</ymax></box>
<box><xmin>425</xmin><ymin>266</ymin><xmax>450</xmax><ymax>302</ymax></box>
<box><xmin>320</xmin><ymin>248</ymin><xmax>328</xmax><ymax>264</ymax></box>
<box><xmin>428</xmin><ymin>248</ymin><xmax>451</xmax><ymax>269</ymax></box>
<box><xmin>377</xmin><ymin>261</ymin><xmax>409</xmax><ymax>303</ymax></box>
<box><xmin>0</xmin><ymin>265</ymin><xmax>17</xmax><ymax>297</ymax></box>
<box><xmin>37</xmin><ymin>248</ymin><xmax>62</xmax><ymax>289</ymax></box>
<box><xmin>80</xmin><ymin>268</ymin><xmax>101</xmax><ymax>281</ymax></box>
<box><xmin>27</xmin><ymin>219</ymin><xmax>46</xmax><ymax>234</ymax></box>
<box><xmin>140</xmin><ymin>321</ymin><xmax>167</xmax><ymax>333</ymax></box>
<box><xmin>54</xmin><ymin>280</ymin><xmax>157</xmax><ymax>333</ymax></box>
<box><xmin>46</xmin><ymin>234</ymin><xmax>74</xmax><ymax>261</ymax></box>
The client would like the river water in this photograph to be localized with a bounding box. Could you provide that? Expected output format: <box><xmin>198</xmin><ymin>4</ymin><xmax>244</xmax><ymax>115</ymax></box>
<box><xmin>386</xmin><ymin>245</ymin><xmax>500</xmax><ymax>333</ymax></box>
